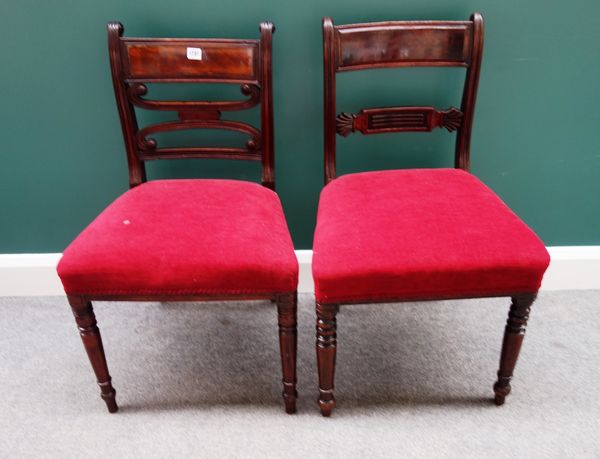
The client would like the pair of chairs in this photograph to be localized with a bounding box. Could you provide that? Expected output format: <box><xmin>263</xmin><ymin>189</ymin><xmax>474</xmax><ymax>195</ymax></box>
<box><xmin>57</xmin><ymin>13</ymin><xmax>550</xmax><ymax>417</ymax></box>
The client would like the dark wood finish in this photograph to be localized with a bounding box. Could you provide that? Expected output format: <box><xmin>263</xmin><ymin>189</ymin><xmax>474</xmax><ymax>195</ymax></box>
<box><xmin>494</xmin><ymin>293</ymin><xmax>536</xmax><ymax>406</ymax></box>
<box><xmin>322</xmin><ymin>13</ymin><xmax>484</xmax><ymax>183</ymax></box>
<box><xmin>336</xmin><ymin>22</ymin><xmax>472</xmax><ymax>70</ymax></box>
<box><xmin>66</xmin><ymin>22</ymin><xmax>296</xmax><ymax>414</ymax></box>
<box><xmin>276</xmin><ymin>292</ymin><xmax>298</xmax><ymax>414</ymax></box>
<box><xmin>318</xmin><ymin>14</ymin><xmax>538</xmax><ymax>416</ymax></box>
<box><xmin>108</xmin><ymin>21</ymin><xmax>276</xmax><ymax>190</ymax></box>
<box><xmin>259</xmin><ymin>22</ymin><xmax>276</xmax><ymax>190</ymax></box>
<box><xmin>322</xmin><ymin>18</ymin><xmax>337</xmax><ymax>185</ymax></box>
<box><xmin>316</xmin><ymin>302</ymin><xmax>339</xmax><ymax>417</ymax></box>
<box><xmin>68</xmin><ymin>295</ymin><xmax>118</xmax><ymax>413</ymax></box>
<box><xmin>336</xmin><ymin>106</ymin><xmax>462</xmax><ymax>136</ymax></box>
<box><xmin>455</xmin><ymin>13</ymin><xmax>484</xmax><ymax>171</ymax></box>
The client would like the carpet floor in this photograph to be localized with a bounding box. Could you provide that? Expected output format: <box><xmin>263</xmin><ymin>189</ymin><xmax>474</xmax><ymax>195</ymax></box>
<box><xmin>1</xmin><ymin>291</ymin><xmax>599</xmax><ymax>458</ymax></box>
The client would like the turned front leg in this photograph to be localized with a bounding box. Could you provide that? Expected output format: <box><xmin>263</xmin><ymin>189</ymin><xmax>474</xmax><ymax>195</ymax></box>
<box><xmin>68</xmin><ymin>295</ymin><xmax>118</xmax><ymax>413</ymax></box>
<box><xmin>276</xmin><ymin>292</ymin><xmax>298</xmax><ymax>414</ymax></box>
<box><xmin>494</xmin><ymin>293</ymin><xmax>537</xmax><ymax>405</ymax></box>
<box><xmin>316</xmin><ymin>302</ymin><xmax>339</xmax><ymax>417</ymax></box>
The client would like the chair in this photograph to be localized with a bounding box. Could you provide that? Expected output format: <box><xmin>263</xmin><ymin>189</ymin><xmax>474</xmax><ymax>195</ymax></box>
<box><xmin>313</xmin><ymin>13</ymin><xmax>550</xmax><ymax>416</ymax></box>
<box><xmin>57</xmin><ymin>22</ymin><xmax>299</xmax><ymax>414</ymax></box>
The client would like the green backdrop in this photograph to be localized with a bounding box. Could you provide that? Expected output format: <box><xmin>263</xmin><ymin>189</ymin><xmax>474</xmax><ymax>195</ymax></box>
<box><xmin>1</xmin><ymin>0</ymin><xmax>599</xmax><ymax>252</ymax></box>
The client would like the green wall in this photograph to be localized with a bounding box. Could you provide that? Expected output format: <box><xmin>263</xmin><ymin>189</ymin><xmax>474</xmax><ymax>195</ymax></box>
<box><xmin>1</xmin><ymin>0</ymin><xmax>599</xmax><ymax>252</ymax></box>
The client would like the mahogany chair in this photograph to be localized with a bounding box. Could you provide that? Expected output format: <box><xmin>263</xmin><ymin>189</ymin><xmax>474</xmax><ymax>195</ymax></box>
<box><xmin>57</xmin><ymin>22</ymin><xmax>299</xmax><ymax>414</ymax></box>
<box><xmin>313</xmin><ymin>13</ymin><xmax>550</xmax><ymax>416</ymax></box>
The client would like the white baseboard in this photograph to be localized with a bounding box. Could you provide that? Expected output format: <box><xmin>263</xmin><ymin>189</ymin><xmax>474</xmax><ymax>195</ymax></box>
<box><xmin>0</xmin><ymin>247</ymin><xmax>598</xmax><ymax>297</ymax></box>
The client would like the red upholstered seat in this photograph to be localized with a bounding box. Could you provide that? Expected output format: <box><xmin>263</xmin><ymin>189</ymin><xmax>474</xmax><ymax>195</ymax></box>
<box><xmin>58</xmin><ymin>179</ymin><xmax>298</xmax><ymax>296</ymax></box>
<box><xmin>312</xmin><ymin>169</ymin><xmax>550</xmax><ymax>303</ymax></box>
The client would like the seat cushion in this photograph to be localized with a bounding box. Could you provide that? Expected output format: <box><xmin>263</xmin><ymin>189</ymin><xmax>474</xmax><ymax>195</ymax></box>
<box><xmin>58</xmin><ymin>180</ymin><xmax>298</xmax><ymax>296</ymax></box>
<box><xmin>312</xmin><ymin>169</ymin><xmax>550</xmax><ymax>303</ymax></box>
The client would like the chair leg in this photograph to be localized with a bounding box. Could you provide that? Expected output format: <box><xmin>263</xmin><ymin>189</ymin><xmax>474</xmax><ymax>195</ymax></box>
<box><xmin>316</xmin><ymin>302</ymin><xmax>339</xmax><ymax>417</ymax></box>
<box><xmin>68</xmin><ymin>295</ymin><xmax>118</xmax><ymax>413</ymax></box>
<box><xmin>276</xmin><ymin>292</ymin><xmax>297</xmax><ymax>414</ymax></box>
<box><xmin>493</xmin><ymin>293</ymin><xmax>537</xmax><ymax>406</ymax></box>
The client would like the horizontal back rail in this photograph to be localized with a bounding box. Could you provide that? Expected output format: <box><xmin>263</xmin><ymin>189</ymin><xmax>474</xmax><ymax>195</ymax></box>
<box><xmin>121</xmin><ymin>39</ymin><xmax>259</xmax><ymax>83</ymax></box>
<box><xmin>336</xmin><ymin>106</ymin><xmax>462</xmax><ymax>136</ymax></box>
<box><xmin>127</xmin><ymin>82</ymin><xmax>260</xmax><ymax>112</ymax></box>
<box><xmin>336</xmin><ymin>21</ymin><xmax>472</xmax><ymax>71</ymax></box>
<box><xmin>136</xmin><ymin>119</ymin><xmax>261</xmax><ymax>159</ymax></box>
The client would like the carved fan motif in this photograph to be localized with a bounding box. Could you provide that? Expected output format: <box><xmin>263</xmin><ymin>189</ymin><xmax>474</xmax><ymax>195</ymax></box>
<box><xmin>439</xmin><ymin>108</ymin><xmax>463</xmax><ymax>132</ymax></box>
<box><xmin>336</xmin><ymin>113</ymin><xmax>356</xmax><ymax>137</ymax></box>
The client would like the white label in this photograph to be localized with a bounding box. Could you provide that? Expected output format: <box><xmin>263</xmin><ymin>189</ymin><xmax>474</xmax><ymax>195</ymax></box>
<box><xmin>186</xmin><ymin>47</ymin><xmax>202</xmax><ymax>60</ymax></box>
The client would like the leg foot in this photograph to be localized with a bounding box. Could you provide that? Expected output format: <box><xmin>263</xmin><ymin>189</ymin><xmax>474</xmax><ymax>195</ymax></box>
<box><xmin>68</xmin><ymin>295</ymin><xmax>118</xmax><ymax>413</ymax></box>
<box><xmin>277</xmin><ymin>293</ymin><xmax>297</xmax><ymax>414</ymax></box>
<box><xmin>316</xmin><ymin>302</ymin><xmax>339</xmax><ymax>417</ymax></box>
<box><xmin>493</xmin><ymin>293</ymin><xmax>536</xmax><ymax>406</ymax></box>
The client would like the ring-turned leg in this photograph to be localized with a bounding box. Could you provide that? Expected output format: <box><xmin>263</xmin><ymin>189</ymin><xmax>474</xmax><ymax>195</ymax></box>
<box><xmin>316</xmin><ymin>302</ymin><xmax>339</xmax><ymax>417</ymax></box>
<box><xmin>276</xmin><ymin>292</ymin><xmax>298</xmax><ymax>414</ymax></box>
<box><xmin>68</xmin><ymin>295</ymin><xmax>118</xmax><ymax>413</ymax></box>
<box><xmin>493</xmin><ymin>293</ymin><xmax>537</xmax><ymax>406</ymax></box>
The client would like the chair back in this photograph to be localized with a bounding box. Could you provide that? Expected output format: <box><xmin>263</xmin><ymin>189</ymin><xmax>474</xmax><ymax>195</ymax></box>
<box><xmin>323</xmin><ymin>13</ymin><xmax>484</xmax><ymax>183</ymax></box>
<box><xmin>108</xmin><ymin>22</ymin><xmax>276</xmax><ymax>189</ymax></box>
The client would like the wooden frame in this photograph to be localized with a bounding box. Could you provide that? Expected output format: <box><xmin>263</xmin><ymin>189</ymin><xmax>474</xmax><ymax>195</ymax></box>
<box><xmin>66</xmin><ymin>22</ymin><xmax>297</xmax><ymax>415</ymax></box>
<box><xmin>317</xmin><ymin>13</ymin><xmax>539</xmax><ymax>416</ymax></box>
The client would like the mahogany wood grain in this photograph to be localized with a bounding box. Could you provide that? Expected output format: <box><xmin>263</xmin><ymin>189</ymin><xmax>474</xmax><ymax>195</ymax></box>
<box><xmin>66</xmin><ymin>22</ymin><xmax>296</xmax><ymax>414</ymax></box>
<box><xmin>123</xmin><ymin>40</ymin><xmax>259</xmax><ymax>82</ymax></box>
<box><xmin>318</xmin><ymin>13</ymin><xmax>538</xmax><ymax>417</ymax></box>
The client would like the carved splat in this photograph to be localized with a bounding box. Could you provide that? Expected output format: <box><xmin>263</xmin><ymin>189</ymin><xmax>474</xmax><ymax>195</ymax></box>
<box><xmin>135</xmin><ymin>119</ymin><xmax>262</xmax><ymax>161</ymax></box>
<box><xmin>336</xmin><ymin>107</ymin><xmax>463</xmax><ymax>136</ymax></box>
<box><xmin>127</xmin><ymin>83</ymin><xmax>261</xmax><ymax>112</ymax></box>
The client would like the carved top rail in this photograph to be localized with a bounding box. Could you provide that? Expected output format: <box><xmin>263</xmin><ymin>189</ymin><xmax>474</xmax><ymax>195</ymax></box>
<box><xmin>121</xmin><ymin>38</ymin><xmax>260</xmax><ymax>83</ymax></box>
<box><xmin>335</xmin><ymin>21</ymin><xmax>473</xmax><ymax>71</ymax></box>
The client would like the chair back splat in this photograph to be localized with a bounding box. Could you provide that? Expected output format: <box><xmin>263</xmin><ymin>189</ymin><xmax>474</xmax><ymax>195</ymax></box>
<box><xmin>322</xmin><ymin>13</ymin><xmax>484</xmax><ymax>183</ymax></box>
<box><xmin>108</xmin><ymin>22</ymin><xmax>276</xmax><ymax>189</ymax></box>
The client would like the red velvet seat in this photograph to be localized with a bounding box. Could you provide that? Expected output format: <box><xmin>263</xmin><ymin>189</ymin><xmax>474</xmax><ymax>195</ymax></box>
<box><xmin>313</xmin><ymin>169</ymin><xmax>549</xmax><ymax>304</ymax></box>
<box><xmin>58</xmin><ymin>179</ymin><xmax>298</xmax><ymax>296</ymax></box>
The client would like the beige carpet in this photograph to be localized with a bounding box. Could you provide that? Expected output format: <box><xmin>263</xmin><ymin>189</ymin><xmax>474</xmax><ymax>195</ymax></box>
<box><xmin>1</xmin><ymin>291</ymin><xmax>599</xmax><ymax>458</ymax></box>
